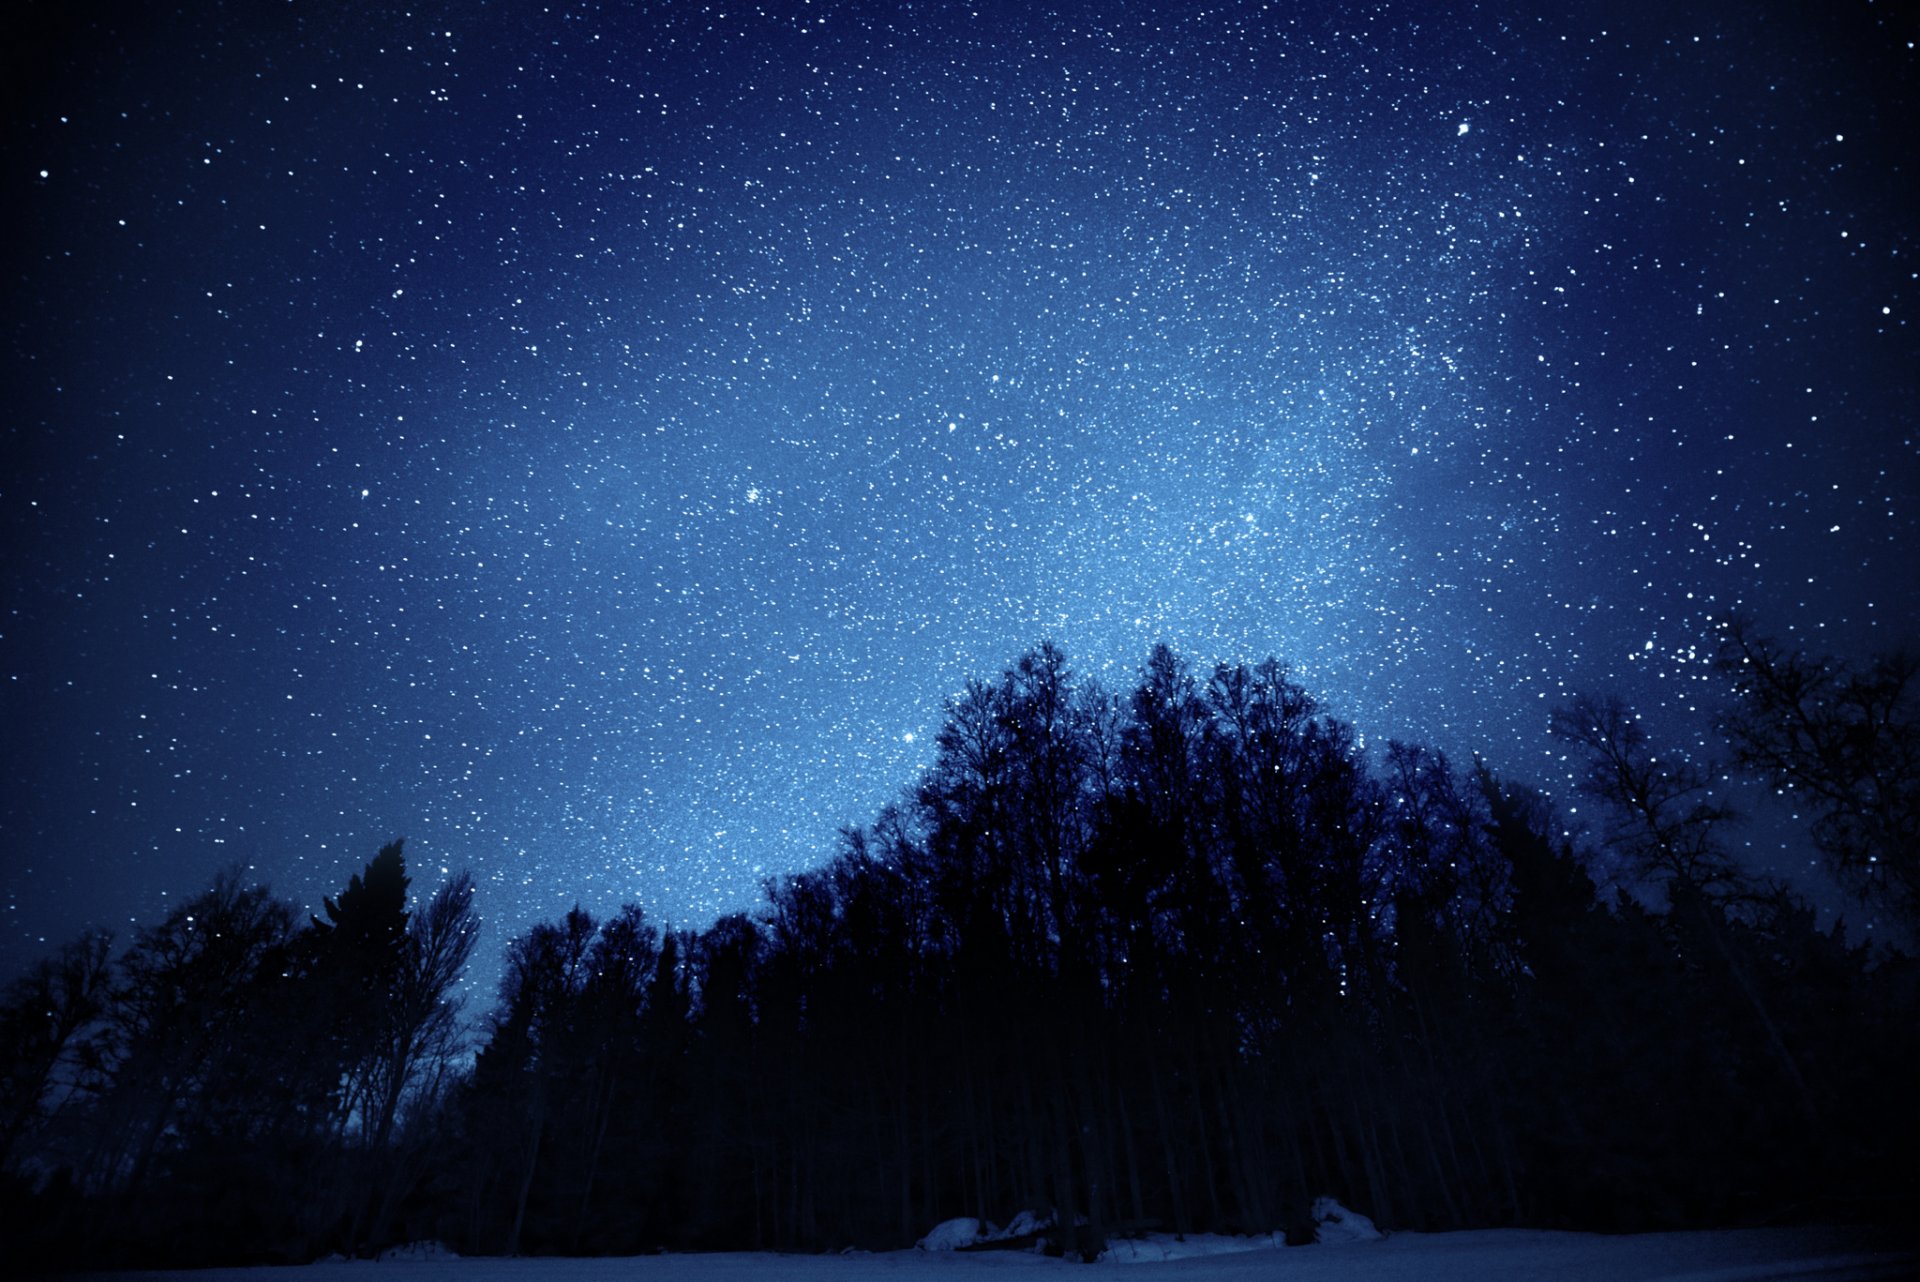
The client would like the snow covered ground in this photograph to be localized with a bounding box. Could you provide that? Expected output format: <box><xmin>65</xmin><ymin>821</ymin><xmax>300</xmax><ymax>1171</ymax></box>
<box><xmin>78</xmin><ymin>1225</ymin><xmax>1914</xmax><ymax>1282</ymax></box>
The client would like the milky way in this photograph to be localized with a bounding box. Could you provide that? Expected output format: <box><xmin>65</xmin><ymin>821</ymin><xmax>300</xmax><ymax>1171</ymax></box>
<box><xmin>4</xmin><ymin>0</ymin><xmax>1914</xmax><ymax>989</ymax></box>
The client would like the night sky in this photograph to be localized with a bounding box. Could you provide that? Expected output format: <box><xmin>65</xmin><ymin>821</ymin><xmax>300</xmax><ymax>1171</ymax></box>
<box><xmin>4</xmin><ymin>0</ymin><xmax>1914</xmax><ymax>992</ymax></box>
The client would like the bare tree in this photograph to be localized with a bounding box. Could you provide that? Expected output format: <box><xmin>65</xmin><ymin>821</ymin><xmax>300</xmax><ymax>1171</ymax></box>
<box><xmin>1551</xmin><ymin>693</ymin><xmax>1816</xmax><ymax>1131</ymax></box>
<box><xmin>92</xmin><ymin>872</ymin><xmax>296</xmax><ymax>1200</ymax></box>
<box><xmin>1714</xmin><ymin>617</ymin><xmax>1920</xmax><ymax>933</ymax></box>
<box><xmin>1550</xmin><ymin>694</ymin><xmax>1741</xmax><ymax>895</ymax></box>
<box><xmin>354</xmin><ymin>871</ymin><xmax>479</xmax><ymax>1248</ymax></box>
<box><xmin>0</xmin><ymin>930</ymin><xmax>112</xmax><ymax>1171</ymax></box>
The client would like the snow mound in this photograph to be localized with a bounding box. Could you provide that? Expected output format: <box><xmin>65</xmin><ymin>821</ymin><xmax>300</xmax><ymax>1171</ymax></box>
<box><xmin>1313</xmin><ymin>1196</ymin><xmax>1384</xmax><ymax>1244</ymax></box>
<box><xmin>1000</xmin><ymin>1209</ymin><xmax>1053</xmax><ymax>1238</ymax></box>
<box><xmin>916</xmin><ymin>1217</ymin><xmax>989</xmax><ymax>1251</ymax></box>
<box><xmin>375</xmin><ymin>1240</ymin><xmax>460</xmax><ymax>1261</ymax></box>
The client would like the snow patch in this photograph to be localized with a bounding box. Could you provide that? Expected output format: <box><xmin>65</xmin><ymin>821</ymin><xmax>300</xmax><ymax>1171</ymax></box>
<box><xmin>82</xmin><ymin>1225</ymin><xmax>1912</xmax><ymax>1280</ymax></box>
<box><xmin>377</xmin><ymin>1240</ymin><xmax>461</xmax><ymax>1261</ymax></box>
<box><xmin>1000</xmin><ymin>1209</ymin><xmax>1052</xmax><ymax>1239</ymax></box>
<box><xmin>1312</xmin><ymin>1196</ymin><xmax>1384</xmax><ymax>1244</ymax></box>
<box><xmin>915</xmin><ymin>1218</ymin><xmax>989</xmax><ymax>1251</ymax></box>
<box><xmin>1102</xmin><ymin>1232</ymin><xmax>1287</xmax><ymax>1263</ymax></box>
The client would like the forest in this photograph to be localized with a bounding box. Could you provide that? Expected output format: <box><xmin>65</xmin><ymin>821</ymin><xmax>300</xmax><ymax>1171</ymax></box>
<box><xmin>2</xmin><ymin>619</ymin><xmax>1915</xmax><ymax>1269</ymax></box>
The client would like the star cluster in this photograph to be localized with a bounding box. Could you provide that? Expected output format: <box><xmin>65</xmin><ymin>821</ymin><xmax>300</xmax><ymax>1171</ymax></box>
<box><xmin>4</xmin><ymin>0</ymin><xmax>1914</xmax><ymax>986</ymax></box>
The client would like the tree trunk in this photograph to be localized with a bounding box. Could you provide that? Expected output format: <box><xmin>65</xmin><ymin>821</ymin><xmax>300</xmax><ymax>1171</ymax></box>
<box><xmin>506</xmin><ymin>1098</ymin><xmax>546</xmax><ymax>1256</ymax></box>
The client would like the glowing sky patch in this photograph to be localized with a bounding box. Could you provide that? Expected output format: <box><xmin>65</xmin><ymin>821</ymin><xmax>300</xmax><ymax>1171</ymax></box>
<box><xmin>2</xmin><ymin>1</ymin><xmax>1912</xmax><ymax>989</ymax></box>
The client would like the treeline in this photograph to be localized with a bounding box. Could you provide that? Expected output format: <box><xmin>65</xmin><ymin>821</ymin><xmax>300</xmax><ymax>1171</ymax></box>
<box><xmin>2</xmin><ymin>629</ymin><xmax>1915</xmax><ymax>1267</ymax></box>
<box><xmin>0</xmin><ymin>844</ymin><xmax>477</xmax><ymax>1269</ymax></box>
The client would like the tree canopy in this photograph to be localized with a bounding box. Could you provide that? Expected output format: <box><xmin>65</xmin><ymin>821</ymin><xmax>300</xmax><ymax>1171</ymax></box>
<box><xmin>1</xmin><ymin>638</ymin><xmax>1913</xmax><ymax>1268</ymax></box>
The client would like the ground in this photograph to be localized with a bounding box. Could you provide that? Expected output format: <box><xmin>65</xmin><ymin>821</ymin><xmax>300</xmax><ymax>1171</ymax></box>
<box><xmin>74</xmin><ymin>1225</ymin><xmax>1916</xmax><ymax>1281</ymax></box>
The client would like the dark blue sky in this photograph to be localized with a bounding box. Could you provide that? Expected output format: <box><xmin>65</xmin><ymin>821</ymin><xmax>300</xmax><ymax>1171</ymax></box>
<box><xmin>4</xmin><ymin>0</ymin><xmax>1914</xmax><ymax>990</ymax></box>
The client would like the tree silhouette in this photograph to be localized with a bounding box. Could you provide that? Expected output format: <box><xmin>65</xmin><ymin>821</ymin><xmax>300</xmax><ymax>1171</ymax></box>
<box><xmin>1714</xmin><ymin>617</ymin><xmax>1920</xmax><ymax>934</ymax></box>
<box><xmin>5</xmin><ymin>638</ymin><xmax>1913</xmax><ymax>1266</ymax></box>
<box><xmin>1550</xmin><ymin>694</ymin><xmax>1741</xmax><ymax>895</ymax></box>
<box><xmin>0</xmin><ymin>930</ymin><xmax>111</xmax><ymax>1172</ymax></box>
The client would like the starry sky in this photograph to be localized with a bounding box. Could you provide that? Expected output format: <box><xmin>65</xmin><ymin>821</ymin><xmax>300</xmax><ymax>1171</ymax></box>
<box><xmin>4</xmin><ymin>0</ymin><xmax>1915</xmax><ymax>989</ymax></box>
